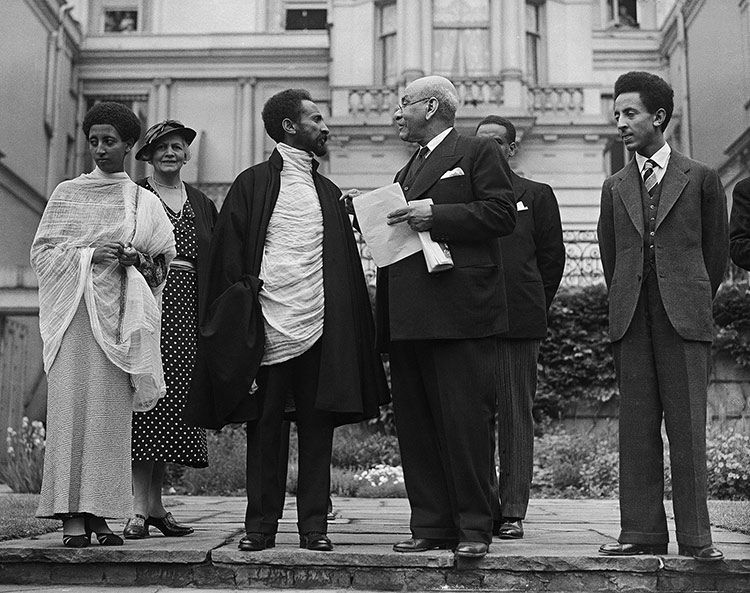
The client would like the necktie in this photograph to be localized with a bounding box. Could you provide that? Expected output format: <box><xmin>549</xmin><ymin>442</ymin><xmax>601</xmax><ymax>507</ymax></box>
<box><xmin>402</xmin><ymin>146</ymin><xmax>430</xmax><ymax>191</ymax></box>
<box><xmin>642</xmin><ymin>159</ymin><xmax>658</xmax><ymax>196</ymax></box>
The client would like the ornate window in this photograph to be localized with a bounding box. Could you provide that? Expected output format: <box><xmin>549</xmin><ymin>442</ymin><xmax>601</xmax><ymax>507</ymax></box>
<box><xmin>525</xmin><ymin>1</ymin><xmax>542</xmax><ymax>85</ymax></box>
<box><xmin>432</xmin><ymin>0</ymin><xmax>490</xmax><ymax>77</ymax></box>
<box><xmin>377</xmin><ymin>1</ymin><xmax>397</xmax><ymax>85</ymax></box>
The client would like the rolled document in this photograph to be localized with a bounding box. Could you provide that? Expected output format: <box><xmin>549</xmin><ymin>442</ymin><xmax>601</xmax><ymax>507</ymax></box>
<box><xmin>410</xmin><ymin>198</ymin><xmax>454</xmax><ymax>273</ymax></box>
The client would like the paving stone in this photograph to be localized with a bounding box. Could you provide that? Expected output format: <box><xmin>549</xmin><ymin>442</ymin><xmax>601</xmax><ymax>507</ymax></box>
<box><xmin>0</xmin><ymin>496</ymin><xmax>747</xmax><ymax>591</ymax></box>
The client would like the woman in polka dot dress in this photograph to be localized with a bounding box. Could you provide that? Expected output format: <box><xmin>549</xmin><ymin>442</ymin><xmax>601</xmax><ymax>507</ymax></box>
<box><xmin>124</xmin><ymin>120</ymin><xmax>217</xmax><ymax>539</ymax></box>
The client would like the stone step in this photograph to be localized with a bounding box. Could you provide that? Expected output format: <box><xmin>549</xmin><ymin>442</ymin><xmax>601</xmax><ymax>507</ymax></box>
<box><xmin>1</xmin><ymin>497</ymin><xmax>747</xmax><ymax>592</ymax></box>
<box><xmin>1</xmin><ymin>532</ymin><xmax>748</xmax><ymax>592</ymax></box>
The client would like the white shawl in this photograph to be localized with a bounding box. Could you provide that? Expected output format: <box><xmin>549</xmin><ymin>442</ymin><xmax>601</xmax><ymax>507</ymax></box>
<box><xmin>30</xmin><ymin>168</ymin><xmax>176</xmax><ymax>411</ymax></box>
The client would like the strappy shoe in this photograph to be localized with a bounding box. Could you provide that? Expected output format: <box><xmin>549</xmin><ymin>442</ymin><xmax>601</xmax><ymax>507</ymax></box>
<box><xmin>62</xmin><ymin>533</ymin><xmax>90</xmax><ymax>548</ymax></box>
<box><xmin>86</xmin><ymin>517</ymin><xmax>124</xmax><ymax>546</ymax></box>
<box><xmin>62</xmin><ymin>517</ymin><xmax>90</xmax><ymax>548</ymax></box>
<box><xmin>123</xmin><ymin>514</ymin><xmax>149</xmax><ymax>539</ymax></box>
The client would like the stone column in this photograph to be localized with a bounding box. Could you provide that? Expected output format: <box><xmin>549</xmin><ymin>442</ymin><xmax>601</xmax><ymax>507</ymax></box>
<box><xmin>399</xmin><ymin>0</ymin><xmax>423</xmax><ymax>83</ymax></box>
<box><xmin>489</xmin><ymin>0</ymin><xmax>502</xmax><ymax>75</ymax></box>
<box><xmin>236</xmin><ymin>78</ymin><xmax>255</xmax><ymax>171</ymax></box>
<box><xmin>501</xmin><ymin>0</ymin><xmax>523</xmax><ymax>109</ymax></box>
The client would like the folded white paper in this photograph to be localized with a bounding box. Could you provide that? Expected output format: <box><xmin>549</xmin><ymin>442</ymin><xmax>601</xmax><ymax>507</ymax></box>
<box><xmin>351</xmin><ymin>183</ymin><xmax>422</xmax><ymax>267</ymax></box>
<box><xmin>410</xmin><ymin>198</ymin><xmax>454</xmax><ymax>273</ymax></box>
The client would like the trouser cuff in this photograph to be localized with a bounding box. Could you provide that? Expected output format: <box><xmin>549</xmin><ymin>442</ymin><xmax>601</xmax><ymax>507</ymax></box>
<box><xmin>619</xmin><ymin>530</ymin><xmax>669</xmax><ymax>545</ymax></box>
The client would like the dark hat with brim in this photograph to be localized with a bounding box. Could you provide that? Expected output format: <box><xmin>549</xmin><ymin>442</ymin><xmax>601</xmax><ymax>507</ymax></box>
<box><xmin>135</xmin><ymin>119</ymin><xmax>197</xmax><ymax>161</ymax></box>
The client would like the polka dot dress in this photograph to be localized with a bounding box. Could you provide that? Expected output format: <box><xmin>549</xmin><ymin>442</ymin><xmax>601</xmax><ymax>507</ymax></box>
<box><xmin>132</xmin><ymin>186</ymin><xmax>208</xmax><ymax>468</ymax></box>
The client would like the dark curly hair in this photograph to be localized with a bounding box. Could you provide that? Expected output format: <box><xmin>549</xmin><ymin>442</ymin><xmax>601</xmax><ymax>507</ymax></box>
<box><xmin>476</xmin><ymin>115</ymin><xmax>517</xmax><ymax>143</ymax></box>
<box><xmin>262</xmin><ymin>89</ymin><xmax>312</xmax><ymax>143</ymax></box>
<box><xmin>82</xmin><ymin>101</ymin><xmax>142</xmax><ymax>144</ymax></box>
<box><xmin>614</xmin><ymin>71</ymin><xmax>674</xmax><ymax>132</ymax></box>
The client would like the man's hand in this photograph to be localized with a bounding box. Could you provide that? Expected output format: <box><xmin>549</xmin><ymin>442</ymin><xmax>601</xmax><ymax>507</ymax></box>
<box><xmin>339</xmin><ymin>189</ymin><xmax>362</xmax><ymax>215</ymax></box>
<box><xmin>387</xmin><ymin>201</ymin><xmax>433</xmax><ymax>231</ymax></box>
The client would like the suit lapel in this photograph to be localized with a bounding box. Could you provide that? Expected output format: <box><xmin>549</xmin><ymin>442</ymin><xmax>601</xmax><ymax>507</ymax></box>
<box><xmin>395</xmin><ymin>150</ymin><xmax>419</xmax><ymax>184</ymax></box>
<box><xmin>655</xmin><ymin>152</ymin><xmax>689</xmax><ymax>230</ymax></box>
<box><xmin>405</xmin><ymin>129</ymin><xmax>462</xmax><ymax>200</ymax></box>
<box><xmin>613</xmin><ymin>160</ymin><xmax>644</xmax><ymax>238</ymax></box>
<box><xmin>511</xmin><ymin>172</ymin><xmax>528</xmax><ymax>204</ymax></box>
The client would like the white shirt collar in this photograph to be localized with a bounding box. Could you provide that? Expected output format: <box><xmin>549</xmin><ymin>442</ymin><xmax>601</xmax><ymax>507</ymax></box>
<box><xmin>421</xmin><ymin>127</ymin><xmax>454</xmax><ymax>156</ymax></box>
<box><xmin>635</xmin><ymin>141</ymin><xmax>671</xmax><ymax>173</ymax></box>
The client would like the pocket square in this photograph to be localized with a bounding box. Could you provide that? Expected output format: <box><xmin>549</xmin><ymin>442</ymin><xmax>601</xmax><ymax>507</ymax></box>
<box><xmin>517</xmin><ymin>201</ymin><xmax>528</xmax><ymax>211</ymax></box>
<box><xmin>439</xmin><ymin>167</ymin><xmax>465</xmax><ymax>180</ymax></box>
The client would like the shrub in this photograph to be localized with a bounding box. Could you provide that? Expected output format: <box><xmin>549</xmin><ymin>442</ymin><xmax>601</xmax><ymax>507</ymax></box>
<box><xmin>331</xmin><ymin>424</ymin><xmax>401</xmax><ymax>468</ymax></box>
<box><xmin>0</xmin><ymin>417</ymin><xmax>45</xmax><ymax>494</ymax></box>
<box><xmin>706</xmin><ymin>428</ymin><xmax>750</xmax><ymax>500</ymax></box>
<box><xmin>537</xmin><ymin>284</ymin><xmax>617</xmax><ymax>418</ymax></box>
<box><xmin>532</xmin><ymin>423</ymin><xmax>619</xmax><ymax>498</ymax></box>
<box><xmin>179</xmin><ymin>425</ymin><xmax>246</xmax><ymax>496</ymax></box>
<box><xmin>712</xmin><ymin>281</ymin><xmax>750</xmax><ymax>367</ymax></box>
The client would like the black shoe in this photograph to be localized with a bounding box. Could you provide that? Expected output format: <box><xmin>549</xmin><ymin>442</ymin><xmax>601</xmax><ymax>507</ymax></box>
<box><xmin>455</xmin><ymin>541</ymin><xmax>489</xmax><ymax>558</ymax></box>
<box><xmin>393</xmin><ymin>537</ymin><xmax>456</xmax><ymax>553</ymax></box>
<box><xmin>496</xmin><ymin>519</ymin><xmax>524</xmax><ymax>539</ymax></box>
<box><xmin>599</xmin><ymin>542</ymin><xmax>667</xmax><ymax>556</ymax></box>
<box><xmin>238</xmin><ymin>533</ymin><xmax>276</xmax><ymax>551</ymax></box>
<box><xmin>86</xmin><ymin>517</ymin><xmax>123</xmax><ymax>546</ymax></box>
<box><xmin>123</xmin><ymin>514</ymin><xmax>149</xmax><ymax>539</ymax></box>
<box><xmin>678</xmin><ymin>544</ymin><xmax>724</xmax><ymax>562</ymax></box>
<box><xmin>62</xmin><ymin>534</ymin><xmax>90</xmax><ymax>548</ymax></box>
<box><xmin>146</xmin><ymin>513</ymin><xmax>194</xmax><ymax>537</ymax></box>
<box><xmin>300</xmin><ymin>532</ymin><xmax>333</xmax><ymax>551</ymax></box>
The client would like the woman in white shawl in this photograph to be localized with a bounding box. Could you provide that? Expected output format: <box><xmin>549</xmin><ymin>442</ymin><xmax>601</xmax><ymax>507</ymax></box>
<box><xmin>31</xmin><ymin>102</ymin><xmax>176</xmax><ymax>547</ymax></box>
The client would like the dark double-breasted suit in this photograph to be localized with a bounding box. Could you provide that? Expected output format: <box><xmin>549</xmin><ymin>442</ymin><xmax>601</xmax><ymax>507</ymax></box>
<box><xmin>492</xmin><ymin>172</ymin><xmax>565</xmax><ymax>522</ymax></box>
<box><xmin>377</xmin><ymin>128</ymin><xmax>516</xmax><ymax>544</ymax></box>
<box><xmin>597</xmin><ymin>149</ymin><xmax>728</xmax><ymax>548</ymax></box>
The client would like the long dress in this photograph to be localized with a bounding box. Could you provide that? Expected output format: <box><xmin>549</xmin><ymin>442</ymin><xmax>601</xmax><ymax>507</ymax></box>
<box><xmin>132</xmin><ymin>193</ymin><xmax>208</xmax><ymax>467</ymax></box>
<box><xmin>34</xmin><ymin>168</ymin><xmax>175</xmax><ymax>519</ymax></box>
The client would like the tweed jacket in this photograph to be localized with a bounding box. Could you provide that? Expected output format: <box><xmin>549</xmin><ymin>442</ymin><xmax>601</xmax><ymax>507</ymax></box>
<box><xmin>597</xmin><ymin>151</ymin><xmax>728</xmax><ymax>342</ymax></box>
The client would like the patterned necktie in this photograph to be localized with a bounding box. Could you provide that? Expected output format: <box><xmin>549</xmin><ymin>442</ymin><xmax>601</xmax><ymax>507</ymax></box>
<box><xmin>642</xmin><ymin>159</ymin><xmax>658</xmax><ymax>196</ymax></box>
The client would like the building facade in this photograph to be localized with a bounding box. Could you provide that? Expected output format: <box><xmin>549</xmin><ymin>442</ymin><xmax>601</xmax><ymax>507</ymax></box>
<box><xmin>2</xmin><ymin>0</ymin><xmax>749</xmax><ymax>425</ymax></box>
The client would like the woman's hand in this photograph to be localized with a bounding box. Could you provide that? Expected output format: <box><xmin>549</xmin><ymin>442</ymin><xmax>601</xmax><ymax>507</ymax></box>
<box><xmin>116</xmin><ymin>242</ymin><xmax>140</xmax><ymax>267</ymax></box>
<box><xmin>91</xmin><ymin>243</ymin><xmax>121</xmax><ymax>265</ymax></box>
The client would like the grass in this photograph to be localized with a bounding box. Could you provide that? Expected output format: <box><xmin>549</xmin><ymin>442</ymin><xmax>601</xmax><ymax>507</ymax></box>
<box><xmin>708</xmin><ymin>500</ymin><xmax>750</xmax><ymax>534</ymax></box>
<box><xmin>0</xmin><ymin>494</ymin><xmax>58</xmax><ymax>541</ymax></box>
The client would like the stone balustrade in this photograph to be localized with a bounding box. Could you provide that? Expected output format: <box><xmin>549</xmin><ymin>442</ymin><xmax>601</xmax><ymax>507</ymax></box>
<box><xmin>527</xmin><ymin>85</ymin><xmax>585</xmax><ymax>115</ymax></box>
<box><xmin>339</xmin><ymin>80</ymin><xmax>602</xmax><ymax>122</ymax></box>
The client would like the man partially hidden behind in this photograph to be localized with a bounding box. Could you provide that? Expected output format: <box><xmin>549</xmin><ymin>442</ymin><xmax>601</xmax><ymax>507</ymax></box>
<box><xmin>191</xmin><ymin>89</ymin><xmax>389</xmax><ymax>552</ymax></box>
<box><xmin>382</xmin><ymin>76</ymin><xmax>516</xmax><ymax>558</ymax></box>
<box><xmin>475</xmin><ymin>116</ymin><xmax>565</xmax><ymax>540</ymax></box>
<box><xmin>597</xmin><ymin>72</ymin><xmax>727</xmax><ymax>562</ymax></box>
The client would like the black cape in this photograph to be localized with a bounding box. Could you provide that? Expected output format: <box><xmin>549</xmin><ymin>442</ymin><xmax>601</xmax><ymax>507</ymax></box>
<box><xmin>185</xmin><ymin>149</ymin><xmax>390</xmax><ymax>429</ymax></box>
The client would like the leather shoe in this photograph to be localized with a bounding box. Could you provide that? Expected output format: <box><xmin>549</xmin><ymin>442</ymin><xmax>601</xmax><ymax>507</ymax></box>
<box><xmin>299</xmin><ymin>532</ymin><xmax>333</xmax><ymax>551</ymax></box>
<box><xmin>678</xmin><ymin>544</ymin><xmax>724</xmax><ymax>562</ymax></box>
<box><xmin>496</xmin><ymin>519</ymin><xmax>524</xmax><ymax>539</ymax></box>
<box><xmin>599</xmin><ymin>542</ymin><xmax>667</xmax><ymax>556</ymax></box>
<box><xmin>455</xmin><ymin>541</ymin><xmax>489</xmax><ymax>558</ymax></box>
<box><xmin>146</xmin><ymin>513</ymin><xmax>194</xmax><ymax>537</ymax></box>
<box><xmin>393</xmin><ymin>537</ymin><xmax>456</xmax><ymax>553</ymax></box>
<box><xmin>238</xmin><ymin>532</ymin><xmax>275</xmax><ymax>551</ymax></box>
<box><xmin>123</xmin><ymin>514</ymin><xmax>149</xmax><ymax>539</ymax></box>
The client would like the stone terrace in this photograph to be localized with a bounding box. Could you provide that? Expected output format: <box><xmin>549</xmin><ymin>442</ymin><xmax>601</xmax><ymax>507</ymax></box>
<box><xmin>0</xmin><ymin>497</ymin><xmax>748</xmax><ymax>592</ymax></box>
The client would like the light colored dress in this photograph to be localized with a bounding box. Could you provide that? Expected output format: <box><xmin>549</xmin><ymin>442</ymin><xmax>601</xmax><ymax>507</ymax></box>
<box><xmin>32</xmin><ymin>168</ymin><xmax>175</xmax><ymax>519</ymax></box>
<box><xmin>37</xmin><ymin>302</ymin><xmax>134</xmax><ymax>518</ymax></box>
